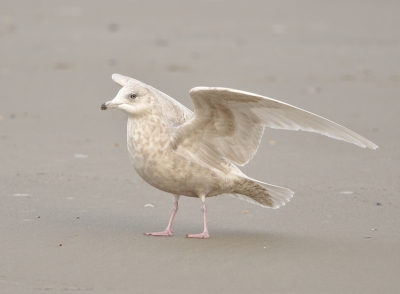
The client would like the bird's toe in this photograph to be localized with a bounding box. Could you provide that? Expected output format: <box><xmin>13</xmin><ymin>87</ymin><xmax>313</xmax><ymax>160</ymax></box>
<box><xmin>143</xmin><ymin>230</ymin><xmax>173</xmax><ymax>237</ymax></box>
<box><xmin>186</xmin><ymin>232</ymin><xmax>210</xmax><ymax>239</ymax></box>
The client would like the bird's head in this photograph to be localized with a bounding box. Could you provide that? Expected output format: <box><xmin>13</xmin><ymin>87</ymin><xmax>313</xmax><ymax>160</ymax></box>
<box><xmin>100</xmin><ymin>74</ymin><xmax>155</xmax><ymax>115</ymax></box>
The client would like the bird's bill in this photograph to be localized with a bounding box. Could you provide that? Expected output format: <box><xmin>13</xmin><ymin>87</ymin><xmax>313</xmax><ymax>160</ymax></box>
<box><xmin>100</xmin><ymin>101</ymin><xmax>119</xmax><ymax>110</ymax></box>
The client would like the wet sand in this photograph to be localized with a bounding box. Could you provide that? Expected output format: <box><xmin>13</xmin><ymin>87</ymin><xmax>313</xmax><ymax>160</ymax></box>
<box><xmin>1</xmin><ymin>1</ymin><xmax>399</xmax><ymax>293</ymax></box>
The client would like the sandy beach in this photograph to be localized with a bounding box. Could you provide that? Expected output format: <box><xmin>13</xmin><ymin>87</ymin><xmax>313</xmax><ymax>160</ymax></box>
<box><xmin>1</xmin><ymin>1</ymin><xmax>399</xmax><ymax>293</ymax></box>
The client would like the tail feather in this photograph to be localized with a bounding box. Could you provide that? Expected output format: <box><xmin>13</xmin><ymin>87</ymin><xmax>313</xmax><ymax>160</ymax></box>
<box><xmin>230</xmin><ymin>177</ymin><xmax>294</xmax><ymax>209</ymax></box>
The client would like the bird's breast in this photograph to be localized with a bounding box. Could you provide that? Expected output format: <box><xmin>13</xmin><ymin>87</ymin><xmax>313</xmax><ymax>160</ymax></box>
<box><xmin>127</xmin><ymin>131</ymin><xmax>232</xmax><ymax>196</ymax></box>
<box><xmin>125</xmin><ymin>117</ymin><xmax>236</xmax><ymax>197</ymax></box>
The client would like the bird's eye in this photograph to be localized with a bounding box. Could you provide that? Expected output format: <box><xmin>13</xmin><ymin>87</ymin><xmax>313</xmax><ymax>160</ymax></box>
<box><xmin>130</xmin><ymin>94</ymin><xmax>137</xmax><ymax>99</ymax></box>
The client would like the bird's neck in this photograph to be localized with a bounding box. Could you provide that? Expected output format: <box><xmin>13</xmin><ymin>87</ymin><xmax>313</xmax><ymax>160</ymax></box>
<box><xmin>126</xmin><ymin>106</ymin><xmax>173</xmax><ymax>161</ymax></box>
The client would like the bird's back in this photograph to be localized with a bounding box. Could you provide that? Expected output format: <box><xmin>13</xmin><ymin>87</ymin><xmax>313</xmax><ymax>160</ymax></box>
<box><xmin>152</xmin><ymin>88</ymin><xmax>193</xmax><ymax>127</ymax></box>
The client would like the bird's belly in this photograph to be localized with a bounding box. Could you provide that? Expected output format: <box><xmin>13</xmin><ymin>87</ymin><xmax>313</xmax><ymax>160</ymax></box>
<box><xmin>132</xmin><ymin>152</ymin><xmax>233</xmax><ymax>197</ymax></box>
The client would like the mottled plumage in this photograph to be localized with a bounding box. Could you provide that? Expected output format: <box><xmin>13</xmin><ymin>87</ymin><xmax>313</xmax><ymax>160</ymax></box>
<box><xmin>101</xmin><ymin>74</ymin><xmax>377</xmax><ymax>238</ymax></box>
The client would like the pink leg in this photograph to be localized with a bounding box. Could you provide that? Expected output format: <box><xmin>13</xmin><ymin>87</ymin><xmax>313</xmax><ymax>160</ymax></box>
<box><xmin>144</xmin><ymin>199</ymin><xmax>179</xmax><ymax>237</ymax></box>
<box><xmin>186</xmin><ymin>201</ymin><xmax>210</xmax><ymax>239</ymax></box>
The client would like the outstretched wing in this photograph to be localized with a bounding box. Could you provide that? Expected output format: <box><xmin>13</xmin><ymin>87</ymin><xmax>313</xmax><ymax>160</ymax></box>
<box><xmin>172</xmin><ymin>87</ymin><xmax>377</xmax><ymax>167</ymax></box>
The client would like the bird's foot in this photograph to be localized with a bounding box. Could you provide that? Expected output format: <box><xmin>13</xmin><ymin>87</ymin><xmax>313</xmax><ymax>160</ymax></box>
<box><xmin>186</xmin><ymin>232</ymin><xmax>210</xmax><ymax>239</ymax></box>
<box><xmin>144</xmin><ymin>229</ymin><xmax>173</xmax><ymax>237</ymax></box>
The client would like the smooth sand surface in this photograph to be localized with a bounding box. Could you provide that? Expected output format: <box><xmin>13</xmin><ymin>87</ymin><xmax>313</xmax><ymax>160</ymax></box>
<box><xmin>1</xmin><ymin>1</ymin><xmax>399</xmax><ymax>293</ymax></box>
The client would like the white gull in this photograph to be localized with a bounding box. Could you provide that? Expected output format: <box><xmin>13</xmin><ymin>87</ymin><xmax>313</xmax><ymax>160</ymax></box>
<box><xmin>101</xmin><ymin>74</ymin><xmax>377</xmax><ymax>238</ymax></box>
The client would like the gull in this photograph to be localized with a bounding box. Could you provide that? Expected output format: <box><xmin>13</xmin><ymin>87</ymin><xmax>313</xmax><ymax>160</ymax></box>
<box><xmin>101</xmin><ymin>74</ymin><xmax>377</xmax><ymax>238</ymax></box>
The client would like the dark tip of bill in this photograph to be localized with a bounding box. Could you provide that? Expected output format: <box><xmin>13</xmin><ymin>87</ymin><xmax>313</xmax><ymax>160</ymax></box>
<box><xmin>100</xmin><ymin>103</ymin><xmax>107</xmax><ymax>110</ymax></box>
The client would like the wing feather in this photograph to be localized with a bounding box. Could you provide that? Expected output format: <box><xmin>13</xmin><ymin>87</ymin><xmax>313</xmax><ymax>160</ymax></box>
<box><xmin>173</xmin><ymin>87</ymin><xmax>377</xmax><ymax>167</ymax></box>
